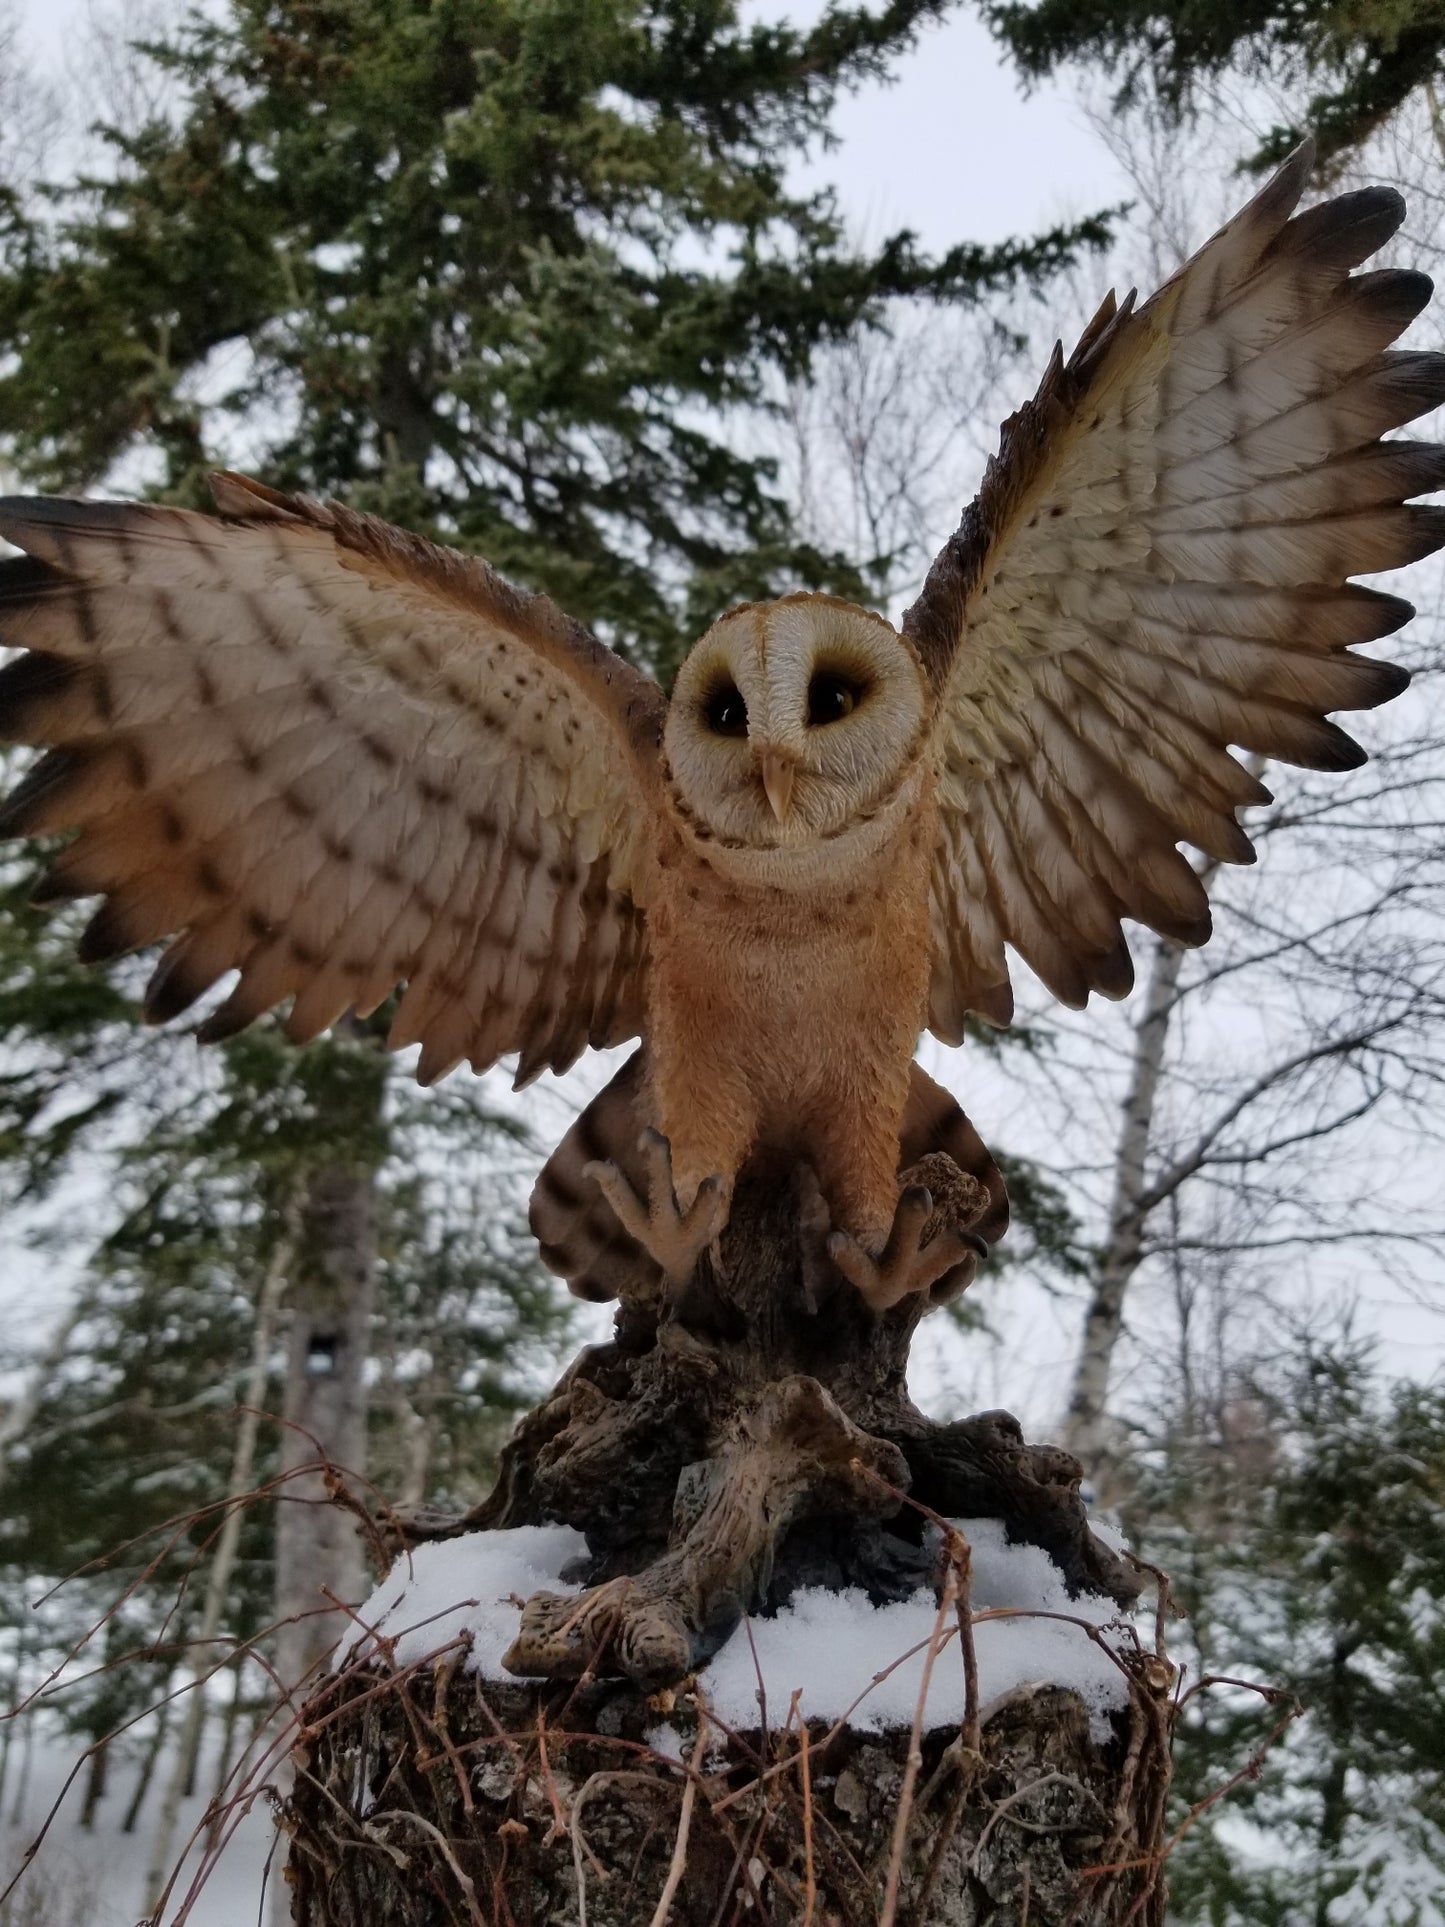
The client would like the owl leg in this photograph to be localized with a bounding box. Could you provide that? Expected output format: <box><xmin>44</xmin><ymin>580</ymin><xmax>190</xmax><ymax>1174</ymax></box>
<box><xmin>584</xmin><ymin>1128</ymin><xmax>730</xmax><ymax>1293</ymax></box>
<box><xmin>810</xmin><ymin>1116</ymin><xmax>987</xmax><ymax>1314</ymax></box>
<box><xmin>826</xmin><ymin>1186</ymin><xmax>985</xmax><ymax>1313</ymax></box>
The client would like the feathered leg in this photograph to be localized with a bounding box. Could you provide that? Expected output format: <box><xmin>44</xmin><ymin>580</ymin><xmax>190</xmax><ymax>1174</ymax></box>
<box><xmin>808</xmin><ymin>1087</ymin><xmax>986</xmax><ymax>1313</ymax></box>
<box><xmin>582</xmin><ymin>1059</ymin><xmax>757</xmax><ymax>1293</ymax></box>
<box><xmin>583</xmin><ymin>1128</ymin><xmax>730</xmax><ymax>1292</ymax></box>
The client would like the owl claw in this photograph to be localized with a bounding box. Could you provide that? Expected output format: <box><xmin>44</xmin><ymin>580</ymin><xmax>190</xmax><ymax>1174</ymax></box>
<box><xmin>827</xmin><ymin>1185</ymin><xmax>979</xmax><ymax>1313</ymax></box>
<box><xmin>584</xmin><ymin>1130</ymin><xmax>728</xmax><ymax>1292</ymax></box>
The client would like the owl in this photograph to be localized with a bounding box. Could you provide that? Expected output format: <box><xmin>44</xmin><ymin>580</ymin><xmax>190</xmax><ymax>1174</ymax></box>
<box><xmin>1</xmin><ymin>142</ymin><xmax>1440</xmax><ymax>1311</ymax></box>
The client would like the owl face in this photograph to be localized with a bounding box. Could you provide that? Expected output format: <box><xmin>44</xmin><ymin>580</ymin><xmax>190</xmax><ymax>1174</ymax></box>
<box><xmin>662</xmin><ymin>595</ymin><xmax>930</xmax><ymax>863</ymax></box>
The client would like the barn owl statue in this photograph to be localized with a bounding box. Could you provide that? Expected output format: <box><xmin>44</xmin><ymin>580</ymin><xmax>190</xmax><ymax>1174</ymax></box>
<box><xmin>1</xmin><ymin>143</ymin><xmax>1441</xmax><ymax>1311</ymax></box>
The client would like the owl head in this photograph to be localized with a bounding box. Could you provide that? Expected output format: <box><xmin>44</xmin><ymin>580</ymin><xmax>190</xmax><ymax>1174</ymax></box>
<box><xmin>662</xmin><ymin>594</ymin><xmax>930</xmax><ymax>868</ymax></box>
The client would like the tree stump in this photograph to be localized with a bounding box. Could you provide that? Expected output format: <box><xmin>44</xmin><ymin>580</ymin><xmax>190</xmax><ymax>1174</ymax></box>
<box><xmin>280</xmin><ymin>1164</ymin><xmax>1174</xmax><ymax>1925</ymax></box>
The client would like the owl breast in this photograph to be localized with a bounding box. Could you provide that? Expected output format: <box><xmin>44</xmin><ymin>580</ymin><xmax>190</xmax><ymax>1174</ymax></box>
<box><xmin>644</xmin><ymin>779</ymin><xmax>937</xmax><ymax>1159</ymax></box>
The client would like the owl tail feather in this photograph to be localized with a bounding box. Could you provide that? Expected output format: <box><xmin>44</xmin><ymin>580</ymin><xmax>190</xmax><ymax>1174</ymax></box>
<box><xmin>529</xmin><ymin>1049</ymin><xmax>1009</xmax><ymax>1304</ymax></box>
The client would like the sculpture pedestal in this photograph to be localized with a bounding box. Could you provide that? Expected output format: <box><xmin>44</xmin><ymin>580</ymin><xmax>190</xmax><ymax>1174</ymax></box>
<box><xmin>281</xmin><ymin>1173</ymin><xmax>1172</xmax><ymax>1924</ymax></box>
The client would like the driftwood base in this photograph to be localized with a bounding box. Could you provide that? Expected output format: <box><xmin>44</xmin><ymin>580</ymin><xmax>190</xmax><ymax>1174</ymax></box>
<box><xmin>395</xmin><ymin>1171</ymin><xmax>1138</xmax><ymax>1686</ymax></box>
<box><xmin>283</xmin><ymin>1666</ymin><xmax>1171</xmax><ymax>1926</ymax></box>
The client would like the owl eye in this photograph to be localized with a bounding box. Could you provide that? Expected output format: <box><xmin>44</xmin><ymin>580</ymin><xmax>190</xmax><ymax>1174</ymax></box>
<box><xmin>703</xmin><ymin>682</ymin><xmax>749</xmax><ymax>737</ymax></box>
<box><xmin>807</xmin><ymin>671</ymin><xmax>864</xmax><ymax>726</ymax></box>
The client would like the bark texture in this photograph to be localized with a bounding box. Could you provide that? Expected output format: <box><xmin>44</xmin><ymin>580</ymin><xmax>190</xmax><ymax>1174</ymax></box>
<box><xmin>284</xmin><ymin>1670</ymin><xmax>1172</xmax><ymax>1926</ymax></box>
<box><xmin>281</xmin><ymin>1162</ymin><xmax>1171</xmax><ymax>1924</ymax></box>
<box><xmin>273</xmin><ymin>1165</ymin><xmax>377</xmax><ymax>1698</ymax></box>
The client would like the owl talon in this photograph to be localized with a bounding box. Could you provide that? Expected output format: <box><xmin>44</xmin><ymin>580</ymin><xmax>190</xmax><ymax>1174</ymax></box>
<box><xmin>583</xmin><ymin>1130</ymin><xmax>728</xmax><ymax>1292</ymax></box>
<box><xmin>827</xmin><ymin>1185</ymin><xmax>977</xmax><ymax>1313</ymax></box>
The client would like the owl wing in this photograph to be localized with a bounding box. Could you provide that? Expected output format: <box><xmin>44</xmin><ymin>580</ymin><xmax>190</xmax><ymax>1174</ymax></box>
<box><xmin>0</xmin><ymin>473</ymin><xmax>666</xmax><ymax>1086</ymax></box>
<box><xmin>906</xmin><ymin>142</ymin><xmax>1445</xmax><ymax>1038</ymax></box>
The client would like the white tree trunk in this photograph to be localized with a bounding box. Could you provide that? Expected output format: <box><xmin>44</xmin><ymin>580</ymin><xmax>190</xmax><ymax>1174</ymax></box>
<box><xmin>1060</xmin><ymin>753</ymin><xmax>1275</xmax><ymax>1487</ymax></box>
<box><xmin>1062</xmin><ymin>931</ymin><xmax>1185</xmax><ymax>1482</ymax></box>
<box><xmin>272</xmin><ymin>1166</ymin><xmax>375</xmax><ymax>1696</ymax></box>
<box><xmin>143</xmin><ymin>1227</ymin><xmax>293</xmax><ymax>1910</ymax></box>
<box><xmin>266</xmin><ymin>1163</ymin><xmax>376</xmax><ymax>1927</ymax></box>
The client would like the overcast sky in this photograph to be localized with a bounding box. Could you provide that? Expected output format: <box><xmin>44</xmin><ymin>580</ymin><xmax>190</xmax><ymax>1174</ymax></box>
<box><xmin>11</xmin><ymin>0</ymin><xmax>1131</xmax><ymax>251</ymax></box>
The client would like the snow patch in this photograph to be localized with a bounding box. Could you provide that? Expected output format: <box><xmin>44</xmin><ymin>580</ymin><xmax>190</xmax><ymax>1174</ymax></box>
<box><xmin>644</xmin><ymin>1721</ymin><xmax>687</xmax><ymax>1763</ymax></box>
<box><xmin>351</xmin><ymin>1516</ymin><xmax>1133</xmax><ymax>1742</ymax></box>
<box><xmin>352</xmin><ymin>1522</ymin><xmax>589</xmax><ymax>1673</ymax></box>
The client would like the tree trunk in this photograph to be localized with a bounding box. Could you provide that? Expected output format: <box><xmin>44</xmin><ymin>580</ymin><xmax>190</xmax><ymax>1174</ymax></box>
<box><xmin>1062</xmin><ymin>759</ymin><xmax>1267</xmax><ymax>1494</ymax></box>
<box><xmin>77</xmin><ymin>1736</ymin><xmax>107</xmax><ymax>1830</ymax></box>
<box><xmin>123</xmin><ymin>1674</ymin><xmax>176</xmax><ymax>1834</ymax></box>
<box><xmin>1063</xmin><ymin>930</ymin><xmax>1186</xmax><ymax>1486</ymax></box>
<box><xmin>281</xmin><ymin>1168</ymin><xmax>1172</xmax><ymax>1926</ymax></box>
<box><xmin>205</xmin><ymin>1659</ymin><xmax>249</xmax><ymax>1851</ymax></box>
<box><xmin>273</xmin><ymin>1165</ymin><xmax>376</xmax><ymax>1699</ymax></box>
<box><xmin>144</xmin><ymin>1219</ymin><xmax>296</xmax><ymax>1908</ymax></box>
<box><xmin>266</xmin><ymin>1162</ymin><xmax>377</xmax><ymax>1927</ymax></box>
<box><xmin>287</xmin><ymin>1672</ymin><xmax>1169</xmax><ymax>1926</ymax></box>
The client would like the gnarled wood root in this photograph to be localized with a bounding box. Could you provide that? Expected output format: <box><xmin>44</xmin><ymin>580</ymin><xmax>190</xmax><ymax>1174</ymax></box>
<box><xmin>502</xmin><ymin>1376</ymin><xmax>910</xmax><ymax>1684</ymax></box>
<box><xmin>393</xmin><ymin>1160</ymin><xmax>1138</xmax><ymax>1697</ymax></box>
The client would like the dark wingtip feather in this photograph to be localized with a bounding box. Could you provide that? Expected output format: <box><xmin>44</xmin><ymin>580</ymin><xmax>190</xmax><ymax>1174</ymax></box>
<box><xmin>0</xmin><ymin>747</ymin><xmax>88</xmax><ymax>839</ymax></box>
<box><xmin>0</xmin><ymin>652</ymin><xmax>82</xmax><ymax>742</ymax></box>
<box><xmin>77</xmin><ymin>899</ymin><xmax>140</xmax><ymax>965</ymax></box>
<box><xmin>1158</xmin><ymin>906</ymin><xmax>1213</xmax><ymax>949</ymax></box>
<box><xmin>194</xmin><ymin>1004</ymin><xmax>255</xmax><ymax>1046</ymax></box>
<box><xmin>1301</xmin><ymin>720</ymin><xmax>1368</xmax><ymax>772</ymax></box>
<box><xmin>1277</xmin><ymin>184</ymin><xmax>1407</xmax><ymax>272</ymax></box>
<box><xmin>1350</xmin><ymin>656</ymin><xmax>1412</xmax><ymax>708</ymax></box>
<box><xmin>1399</xmin><ymin>504</ymin><xmax>1445</xmax><ymax>569</ymax></box>
<box><xmin>1378</xmin><ymin>441</ymin><xmax>1445</xmax><ymax>504</ymax></box>
<box><xmin>1363</xmin><ymin>267</ymin><xmax>1435</xmax><ymax>331</ymax></box>
<box><xmin>1248</xmin><ymin>138</ymin><xmax>1315</xmax><ymax>229</ymax></box>
<box><xmin>1350</xmin><ymin>588</ymin><xmax>1417</xmax><ymax>641</ymax></box>
<box><xmin>0</xmin><ymin>553</ymin><xmax>69</xmax><ymax>608</ymax></box>
<box><xmin>143</xmin><ymin>946</ymin><xmax>214</xmax><ymax>1025</ymax></box>
<box><xmin>29</xmin><ymin>864</ymin><xmax>90</xmax><ymax>907</ymax></box>
<box><xmin>1088</xmin><ymin>934</ymin><xmax>1135</xmax><ymax>1000</ymax></box>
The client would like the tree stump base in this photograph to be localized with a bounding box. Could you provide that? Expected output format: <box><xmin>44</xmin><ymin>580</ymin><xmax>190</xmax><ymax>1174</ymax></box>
<box><xmin>284</xmin><ymin>1665</ymin><xmax>1171</xmax><ymax>1925</ymax></box>
<box><xmin>281</xmin><ymin>1162</ymin><xmax>1173</xmax><ymax>1923</ymax></box>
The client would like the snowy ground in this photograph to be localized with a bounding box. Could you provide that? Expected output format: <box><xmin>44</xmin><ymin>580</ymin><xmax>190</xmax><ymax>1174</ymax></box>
<box><xmin>0</xmin><ymin>1728</ymin><xmax>279</xmax><ymax>1927</ymax></box>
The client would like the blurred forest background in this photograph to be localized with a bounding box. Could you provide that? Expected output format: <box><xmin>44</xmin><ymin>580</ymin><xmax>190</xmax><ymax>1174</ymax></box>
<box><xmin>0</xmin><ymin>1</ymin><xmax>1443</xmax><ymax>1922</ymax></box>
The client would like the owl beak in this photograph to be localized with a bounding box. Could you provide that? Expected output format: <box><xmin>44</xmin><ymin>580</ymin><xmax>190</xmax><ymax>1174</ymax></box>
<box><xmin>756</xmin><ymin>748</ymin><xmax>797</xmax><ymax>824</ymax></box>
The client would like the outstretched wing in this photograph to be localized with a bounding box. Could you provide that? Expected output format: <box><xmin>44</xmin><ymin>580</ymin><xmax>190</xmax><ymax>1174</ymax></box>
<box><xmin>0</xmin><ymin>474</ymin><xmax>666</xmax><ymax>1086</ymax></box>
<box><xmin>906</xmin><ymin>142</ymin><xmax>1445</xmax><ymax>1038</ymax></box>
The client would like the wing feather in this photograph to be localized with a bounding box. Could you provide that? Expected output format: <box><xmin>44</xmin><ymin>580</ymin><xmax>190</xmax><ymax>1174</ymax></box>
<box><xmin>907</xmin><ymin>144</ymin><xmax>1441</xmax><ymax>1028</ymax></box>
<box><xmin>0</xmin><ymin>477</ymin><xmax>665</xmax><ymax>1081</ymax></box>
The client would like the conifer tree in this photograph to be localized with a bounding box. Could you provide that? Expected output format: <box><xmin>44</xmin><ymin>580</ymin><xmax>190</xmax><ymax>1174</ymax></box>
<box><xmin>1132</xmin><ymin>1338</ymin><xmax>1445</xmax><ymax>1925</ymax></box>
<box><xmin>984</xmin><ymin>0</ymin><xmax>1445</xmax><ymax>165</ymax></box>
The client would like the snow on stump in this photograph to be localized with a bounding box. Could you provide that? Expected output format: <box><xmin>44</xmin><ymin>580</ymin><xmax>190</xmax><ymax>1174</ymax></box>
<box><xmin>282</xmin><ymin>1521</ymin><xmax>1171</xmax><ymax>1925</ymax></box>
<box><xmin>279</xmin><ymin>1176</ymin><xmax>1173</xmax><ymax>1923</ymax></box>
